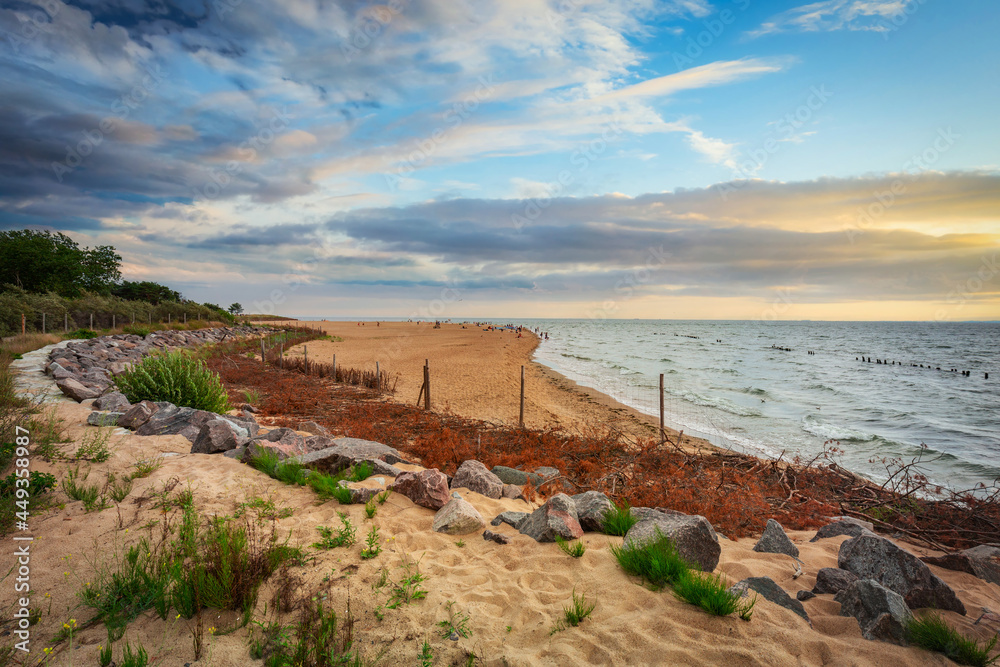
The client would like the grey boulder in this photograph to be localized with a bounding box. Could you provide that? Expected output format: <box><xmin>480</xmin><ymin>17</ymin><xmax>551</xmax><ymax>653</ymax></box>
<box><xmin>812</xmin><ymin>567</ymin><xmax>859</xmax><ymax>595</ymax></box>
<box><xmin>728</xmin><ymin>577</ymin><xmax>809</xmax><ymax>623</ymax></box>
<box><xmin>810</xmin><ymin>520</ymin><xmax>876</xmax><ymax>542</ymax></box>
<box><xmin>491</xmin><ymin>511</ymin><xmax>528</xmax><ymax>530</ymax></box>
<box><xmin>87</xmin><ymin>411</ymin><xmax>124</xmax><ymax>427</ymax></box>
<box><xmin>835</xmin><ymin>579</ymin><xmax>913</xmax><ymax>644</ymax></box>
<box><xmin>93</xmin><ymin>392</ymin><xmax>131</xmax><ymax>412</ymax></box>
<box><xmin>570</xmin><ymin>491</ymin><xmax>613</xmax><ymax>532</ymax></box>
<box><xmin>56</xmin><ymin>377</ymin><xmax>102</xmax><ymax>401</ymax></box>
<box><xmin>118</xmin><ymin>401</ymin><xmax>159</xmax><ymax>430</ymax></box>
<box><xmin>753</xmin><ymin>519</ymin><xmax>799</xmax><ymax>558</ymax></box>
<box><xmin>191</xmin><ymin>419</ymin><xmax>249</xmax><ymax>454</ymax></box>
<box><xmin>433</xmin><ymin>497</ymin><xmax>486</xmax><ymax>535</ymax></box>
<box><xmin>451</xmin><ymin>460</ymin><xmax>504</xmax><ymax>499</ymax></box>
<box><xmin>518</xmin><ymin>493</ymin><xmax>584</xmax><ymax>543</ymax></box>
<box><xmin>290</xmin><ymin>437</ymin><xmax>402</xmax><ymax>473</ymax></box>
<box><xmin>490</xmin><ymin>465</ymin><xmax>543</xmax><ymax>487</ymax></box>
<box><xmin>136</xmin><ymin>404</ymin><xmax>217</xmax><ymax>443</ymax></box>
<box><xmin>921</xmin><ymin>544</ymin><xmax>1000</xmax><ymax>586</ymax></box>
<box><xmin>838</xmin><ymin>534</ymin><xmax>965</xmax><ymax>614</ymax></box>
<box><xmin>624</xmin><ymin>513</ymin><xmax>721</xmax><ymax>572</ymax></box>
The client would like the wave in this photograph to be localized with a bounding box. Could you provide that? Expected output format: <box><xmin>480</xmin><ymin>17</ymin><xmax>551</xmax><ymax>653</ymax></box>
<box><xmin>680</xmin><ymin>391</ymin><xmax>763</xmax><ymax>418</ymax></box>
<box><xmin>560</xmin><ymin>353</ymin><xmax>593</xmax><ymax>362</ymax></box>
<box><xmin>801</xmin><ymin>415</ymin><xmax>875</xmax><ymax>442</ymax></box>
<box><xmin>805</xmin><ymin>382</ymin><xmax>838</xmax><ymax>393</ymax></box>
<box><xmin>740</xmin><ymin>386</ymin><xmax>769</xmax><ymax>397</ymax></box>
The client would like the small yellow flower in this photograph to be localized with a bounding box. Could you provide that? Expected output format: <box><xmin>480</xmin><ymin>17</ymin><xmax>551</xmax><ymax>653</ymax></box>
<box><xmin>176</xmin><ymin>614</ymin><xmax>181</xmax><ymax>620</ymax></box>
<box><xmin>43</xmin><ymin>648</ymin><xmax>53</xmax><ymax>655</ymax></box>
<box><xmin>208</xmin><ymin>627</ymin><xmax>216</xmax><ymax>635</ymax></box>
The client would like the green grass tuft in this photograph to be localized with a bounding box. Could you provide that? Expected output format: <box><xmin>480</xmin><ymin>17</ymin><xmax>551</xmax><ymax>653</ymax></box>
<box><xmin>555</xmin><ymin>535</ymin><xmax>586</xmax><ymax>558</ymax></box>
<box><xmin>609</xmin><ymin>528</ymin><xmax>692</xmax><ymax>590</ymax></box>
<box><xmin>550</xmin><ymin>589</ymin><xmax>595</xmax><ymax>634</ymax></box>
<box><xmin>673</xmin><ymin>572</ymin><xmax>756</xmax><ymax>620</ymax></box>
<box><xmin>601</xmin><ymin>500</ymin><xmax>638</xmax><ymax>536</ymax></box>
<box><xmin>906</xmin><ymin>612</ymin><xmax>999</xmax><ymax>667</ymax></box>
<box><xmin>313</xmin><ymin>513</ymin><xmax>356</xmax><ymax>549</ymax></box>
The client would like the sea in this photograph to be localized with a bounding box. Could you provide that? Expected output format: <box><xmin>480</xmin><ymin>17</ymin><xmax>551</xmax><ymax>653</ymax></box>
<box><xmin>514</xmin><ymin>319</ymin><xmax>1000</xmax><ymax>494</ymax></box>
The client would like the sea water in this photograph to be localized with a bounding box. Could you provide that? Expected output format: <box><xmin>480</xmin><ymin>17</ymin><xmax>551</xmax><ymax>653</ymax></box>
<box><xmin>521</xmin><ymin>319</ymin><xmax>999</xmax><ymax>493</ymax></box>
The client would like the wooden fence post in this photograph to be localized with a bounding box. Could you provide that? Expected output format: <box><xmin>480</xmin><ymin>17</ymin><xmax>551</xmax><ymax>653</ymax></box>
<box><xmin>184</xmin><ymin>313</ymin><xmax>187</xmax><ymax>324</ymax></box>
<box><xmin>112</xmin><ymin>314</ymin><xmax>116</xmax><ymax>329</ymax></box>
<box><xmin>42</xmin><ymin>313</ymin><xmax>46</xmax><ymax>334</ymax></box>
<box><xmin>279</xmin><ymin>343</ymin><xmax>283</xmax><ymax>369</ymax></box>
<box><xmin>90</xmin><ymin>313</ymin><xmax>93</xmax><ymax>330</ymax></box>
<box><xmin>376</xmin><ymin>361</ymin><xmax>380</xmax><ymax>390</ymax></box>
<box><xmin>261</xmin><ymin>338</ymin><xmax>265</xmax><ymax>366</ymax></box>
<box><xmin>659</xmin><ymin>373</ymin><xmax>665</xmax><ymax>444</ymax></box>
<box><xmin>332</xmin><ymin>354</ymin><xmax>336</xmax><ymax>380</ymax></box>
<box><xmin>519</xmin><ymin>365</ymin><xmax>525</xmax><ymax>428</ymax></box>
<box><xmin>21</xmin><ymin>313</ymin><xmax>25</xmax><ymax>336</ymax></box>
<box><xmin>64</xmin><ymin>313</ymin><xmax>68</xmax><ymax>332</ymax></box>
<box><xmin>304</xmin><ymin>346</ymin><xmax>308</xmax><ymax>375</ymax></box>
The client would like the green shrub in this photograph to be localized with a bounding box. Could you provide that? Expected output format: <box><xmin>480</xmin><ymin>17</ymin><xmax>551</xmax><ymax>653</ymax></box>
<box><xmin>350</xmin><ymin>462</ymin><xmax>373</xmax><ymax>482</ymax></box>
<box><xmin>66</xmin><ymin>328</ymin><xmax>99</xmax><ymax>339</ymax></box>
<box><xmin>122</xmin><ymin>324</ymin><xmax>152</xmax><ymax>337</ymax></box>
<box><xmin>609</xmin><ymin>528</ymin><xmax>692</xmax><ymax>590</ymax></box>
<box><xmin>313</xmin><ymin>513</ymin><xmax>356</xmax><ymax>549</ymax></box>
<box><xmin>906</xmin><ymin>612</ymin><xmax>999</xmax><ymax>667</ymax></box>
<box><xmin>115</xmin><ymin>350</ymin><xmax>230</xmax><ymax>413</ymax></box>
<box><xmin>601</xmin><ymin>500</ymin><xmax>638</xmax><ymax>536</ymax></box>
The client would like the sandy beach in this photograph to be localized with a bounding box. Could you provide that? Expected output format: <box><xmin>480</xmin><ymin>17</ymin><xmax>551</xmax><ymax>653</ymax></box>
<box><xmin>15</xmin><ymin>395</ymin><xmax>999</xmax><ymax>667</ymax></box>
<box><xmin>279</xmin><ymin>321</ymin><xmax>715</xmax><ymax>452</ymax></box>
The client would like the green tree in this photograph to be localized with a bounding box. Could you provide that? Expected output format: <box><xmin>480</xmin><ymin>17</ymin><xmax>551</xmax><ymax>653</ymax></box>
<box><xmin>0</xmin><ymin>229</ymin><xmax>121</xmax><ymax>296</ymax></box>
<box><xmin>113</xmin><ymin>281</ymin><xmax>182</xmax><ymax>304</ymax></box>
<box><xmin>228</xmin><ymin>303</ymin><xmax>243</xmax><ymax>315</ymax></box>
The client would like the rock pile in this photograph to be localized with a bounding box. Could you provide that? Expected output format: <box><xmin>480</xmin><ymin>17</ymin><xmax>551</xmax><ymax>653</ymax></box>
<box><xmin>46</xmin><ymin>327</ymin><xmax>259</xmax><ymax>401</ymax></box>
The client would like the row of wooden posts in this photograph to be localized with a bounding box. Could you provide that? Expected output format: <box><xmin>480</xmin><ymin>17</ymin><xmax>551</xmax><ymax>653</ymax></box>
<box><xmin>253</xmin><ymin>331</ymin><xmax>672</xmax><ymax>438</ymax></box>
<box><xmin>21</xmin><ymin>311</ymin><xmax>192</xmax><ymax>335</ymax></box>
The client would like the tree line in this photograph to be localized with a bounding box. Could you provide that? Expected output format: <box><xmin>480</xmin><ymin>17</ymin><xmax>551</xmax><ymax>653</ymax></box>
<box><xmin>0</xmin><ymin>229</ymin><xmax>242</xmax><ymax>336</ymax></box>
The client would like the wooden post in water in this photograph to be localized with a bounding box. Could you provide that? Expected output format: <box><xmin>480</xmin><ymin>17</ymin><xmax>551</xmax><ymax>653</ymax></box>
<box><xmin>659</xmin><ymin>373</ymin><xmax>665</xmax><ymax>444</ymax></box>
<box><xmin>519</xmin><ymin>365</ymin><xmax>525</xmax><ymax>428</ymax></box>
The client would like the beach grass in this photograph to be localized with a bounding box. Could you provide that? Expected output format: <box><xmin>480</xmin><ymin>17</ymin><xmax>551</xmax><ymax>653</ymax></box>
<box><xmin>906</xmin><ymin>612</ymin><xmax>999</xmax><ymax>666</ymax></box>
<box><xmin>601</xmin><ymin>500</ymin><xmax>638</xmax><ymax>536</ymax></box>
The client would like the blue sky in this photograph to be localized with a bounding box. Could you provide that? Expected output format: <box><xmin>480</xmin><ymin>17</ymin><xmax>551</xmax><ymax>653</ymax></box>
<box><xmin>1</xmin><ymin>0</ymin><xmax>997</xmax><ymax>319</ymax></box>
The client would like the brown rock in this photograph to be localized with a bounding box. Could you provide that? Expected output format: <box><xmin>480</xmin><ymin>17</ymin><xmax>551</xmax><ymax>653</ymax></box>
<box><xmin>390</xmin><ymin>469</ymin><xmax>450</xmax><ymax>510</ymax></box>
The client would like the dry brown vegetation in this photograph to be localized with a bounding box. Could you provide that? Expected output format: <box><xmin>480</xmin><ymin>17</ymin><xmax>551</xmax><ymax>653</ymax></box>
<box><xmin>206</xmin><ymin>330</ymin><xmax>999</xmax><ymax>549</ymax></box>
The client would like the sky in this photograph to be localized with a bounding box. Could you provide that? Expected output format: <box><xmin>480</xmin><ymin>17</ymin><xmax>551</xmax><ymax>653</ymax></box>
<box><xmin>0</xmin><ymin>0</ymin><xmax>998</xmax><ymax>320</ymax></box>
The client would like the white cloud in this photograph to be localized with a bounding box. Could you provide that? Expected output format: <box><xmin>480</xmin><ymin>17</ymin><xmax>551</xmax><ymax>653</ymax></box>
<box><xmin>748</xmin><ymin>0</ymin><xmax>909</xmax><ymax>38</ymax></box>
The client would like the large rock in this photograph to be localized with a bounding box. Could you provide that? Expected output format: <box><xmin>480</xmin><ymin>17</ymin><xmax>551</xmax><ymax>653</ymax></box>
<box><xmin>451</xmin><ymin>460</ymin><xmax>503</xmax><ymax>499</ymax></box>
<box><xmin>289</xmin><ymin>437</ymin><xmax>402</xmax><ymax>473</ymax></box>
<box><xmin>191</xmin><ymin>419</ymin><xmax>249</xmax><ymax>454</ymax></box>
<box><xmin>433</xmin><ymin>497</ymin><xmax>486</xmax><ymax>535</ymax></box>
<box><xmin>518</xmin><ymin>493</ymin><xmax>584</xmax><ymax>543</ymax></box>
<box><xmin>390</xmin><ymin>469</ymin><xmax>450</xmax><ymax>510</ymax></box>
<box><xmin>219</xmin><ymin>414</ymin><xmax>259</xmax><ymax>438</ymax></box>
<box><xmin>810</xmin><ymin>520</ymin><xmax>876</xmax><ymax>542</ymax></box>
<box><xmin>624</xmin><ymin>514</ymin><xmax>721</xmax><ymax>572</ymax></box>
<box><xmin>56</xmin><ymin>377</ymin><xmax>101</xmax><ymax>401</ymax></box>
<box><xmin>501</xmin><ymin>484</ymin><xmax>525</xmax><ymax>501</ymax></box>
<box><xmin>838</xmin><ymin>534</ymin><xmax>966</xmax><ymax>614</ymax></box>
<box><xmin>87</xmin><ymin>411</ymin><xmax>124</xmax><ymax>427</ymax></box>
<box><xmin>136</xmin><ymin>404</ymin><xmax>217</xmax><ymax>443</ymax></box>
<box><xmin>570</xmin><ymin>491</ymin><xmax>614</xmax><ymax>532</ymax></box>
<box><xmin>835</xmin><ymin>579</ymin><xmax>913</xmax><ymax>644</ymax></box>
<box><xmin>753</xmin><ymin>519</ymin><xmax>799</xmax><ymax>558</ymax></box>
<box><xmin>491</xmin><ymin>466</ymin><xmax>543</xmax><ymax>487</ymax></box>
<box><xmin>921</xmin><ymin>545</ymin><xmax>1000</xmax><ymax>586</ymax></box>
<box><xmin>812</xmin><ymin>568</ymin><xmax>859</xmax><ymax>595</ymax></box>
<box><xmin>118</xmin><ymin>400</ymin><xmax>159</xmax><ymax>430</ymax></box>
<box><xmin>728</xmin><ymin>577</ymin><xmax>809</xmax><ymax>623</ymax></box>
<box><xmin>93</xmin><ymin>392</ymin><xmax>131</xmax><ymax>412</ymax></box>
